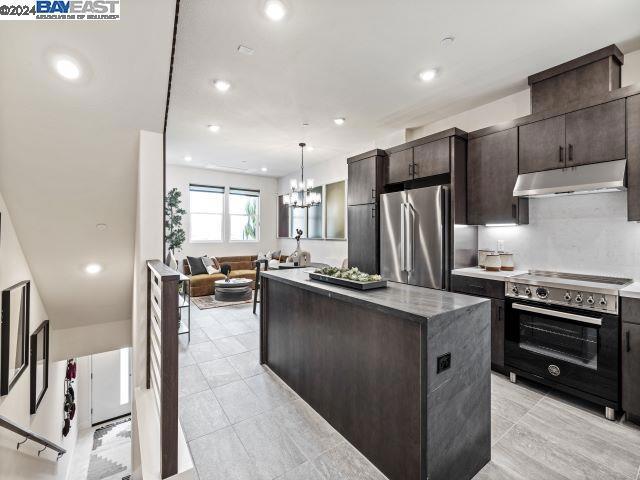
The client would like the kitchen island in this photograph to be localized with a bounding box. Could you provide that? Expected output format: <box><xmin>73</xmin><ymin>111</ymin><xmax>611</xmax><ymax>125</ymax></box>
<box><xmin>259</xmin><ymin>268</ymin><xmax>491</xmax><ymax>480</ymax></box>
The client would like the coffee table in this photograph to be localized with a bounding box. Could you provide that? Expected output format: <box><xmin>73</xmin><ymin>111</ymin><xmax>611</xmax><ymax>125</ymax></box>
<box><xmin>215</xmin><ymin>278</ymin><xmax>253</xmax><ymax>302</ymax></box>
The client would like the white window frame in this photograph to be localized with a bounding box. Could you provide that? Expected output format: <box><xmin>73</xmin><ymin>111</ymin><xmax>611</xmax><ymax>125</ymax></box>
<box><xmin>228</xmin><ymin>187</ymin><xmax>261</xmax><ymax>243</ymax></box>
<box><xmin>188</xmin><ymin>184</ymin><xmax>225</xmax><ymax>243</ymax></box>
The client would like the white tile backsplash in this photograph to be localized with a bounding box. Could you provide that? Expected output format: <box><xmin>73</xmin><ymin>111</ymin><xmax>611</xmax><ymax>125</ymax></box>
<box><xmin>478</xmin><ymin>192</ymin><xmax>640</xmax><ymax>280</ymax></box>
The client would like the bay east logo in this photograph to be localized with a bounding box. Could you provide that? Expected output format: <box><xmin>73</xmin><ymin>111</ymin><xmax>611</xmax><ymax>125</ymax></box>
<box><xmin>37</xmin><ymin>1</ymin><xmax>119</xmax><ymax>18</ymax></box>
<box><xmin>0</xmin><ymin>0</ymin><xmax>120</xmax><ymax>20</ymax></box>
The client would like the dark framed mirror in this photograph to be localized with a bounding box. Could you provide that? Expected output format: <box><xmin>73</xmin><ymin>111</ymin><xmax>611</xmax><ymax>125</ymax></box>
<box><xmin>30</xmin><ymin>320</ymin><xmax>49</xmax><ymax>414</ymax></box>
<box><xmin>1</xmin><ymin>280</ymin><xmax>30</xmax><ymax>396</ymax></box>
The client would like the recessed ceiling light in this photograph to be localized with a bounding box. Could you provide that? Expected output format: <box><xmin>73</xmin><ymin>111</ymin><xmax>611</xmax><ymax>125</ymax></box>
<box><xmin>264</xmin><ymin>0</ymin><xmax>286</xmax><ymax>21</ymax></box>
<box><xmin>237</xmin><ymin>45</ymin><xmax>255</xmax><ymax>55</ymax></box>
<box><xmin>85</xmin><ymin>263</ymin><xmax>102</xmax><ymax>275</ymax></box>
<box><xmin>96</xmin><ymin>223</ymin><xmax>107</xmax><ymax>231</ymax></box>
<box><xmin>441</xmin><ymin>35</ymin><xmax>455</xmax><ymax>47</ymax></box>
<box><xmin>213</xmin><ymin>79</ymin><xmax>231</xmax><ymax>92</ymax></box>
<box><xmin>55</xmin><ymin>57</ymin><xmax>81</xmax><ymax>80</ymax></box>
<box><xmin>302</xmin><ymin>122</ymin><xmax>310</xmax><ymax>127</ymax></box>
<box><xmin>208</xmin><ymin>125</ymin><xmax>221</xmax><ymax>133</ymax></box>
<box><xmin>261</xmin><ymin>167</ymin><xmax>268</xmax><ymax>172</ymax></box>
<box><xmin>184</xmin><ymin>156</ymin><xmax>192</xmax><ymax>162</ymax></box>
<box><xmin>333</xmin><ymin>117</ymin><xmax>345</xmax><ymax>126</ymax></box>
<box><xmin>419</xmin><ymin>69</ymin><xmax>437</xmax><ymax>82</ymax></box>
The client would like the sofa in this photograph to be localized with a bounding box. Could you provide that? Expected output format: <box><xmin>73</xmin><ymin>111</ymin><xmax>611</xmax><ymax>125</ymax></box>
<box><xmin>183</xmin><ymin>255</ymin><xmax>286</xmax><ymax>297</ymax></box>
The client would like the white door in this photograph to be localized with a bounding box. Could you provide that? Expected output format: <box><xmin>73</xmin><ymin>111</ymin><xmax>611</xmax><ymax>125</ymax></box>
<box><xmin>91</xmin><ymin>347</ymin><xmax>132</xmax><ymax>425</ymax></box>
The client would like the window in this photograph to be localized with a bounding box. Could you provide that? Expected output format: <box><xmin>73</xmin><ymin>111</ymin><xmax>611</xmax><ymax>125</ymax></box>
<box><xmin>189</xmin><ymin>185</ymin><xmax>224</xmax><ymax>242</ymax></box>
<box><xmin>229</xmin><ymin>188</ymin><xmax>260</xmax><ymax>241</ymax></box>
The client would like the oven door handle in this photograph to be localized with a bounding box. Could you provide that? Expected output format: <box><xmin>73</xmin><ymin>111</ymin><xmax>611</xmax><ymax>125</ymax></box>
<box><xmin>512</xmin><ymin>303</ymin><xmax>603</xmax><ymax>326</ymax></box>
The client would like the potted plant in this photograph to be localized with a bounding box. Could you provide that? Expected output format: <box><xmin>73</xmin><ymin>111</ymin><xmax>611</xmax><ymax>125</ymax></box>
<box><xmin>165</xmin><ymin>187</ymin><xmax>186</xmax><ymax>256</ymax></box>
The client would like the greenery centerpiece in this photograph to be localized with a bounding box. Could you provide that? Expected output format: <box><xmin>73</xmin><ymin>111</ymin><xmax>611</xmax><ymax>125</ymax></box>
<box><xmin>314</xmin><ymin>266</ymin><xmax>382</xmax><ymax>283</ymax></box>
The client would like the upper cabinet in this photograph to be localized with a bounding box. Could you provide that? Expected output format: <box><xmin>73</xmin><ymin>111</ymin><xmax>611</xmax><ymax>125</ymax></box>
<box><xmin>565</xmin><ymin>99</ymin><xmax>626</xmax><ymax>167</ymax></box>
<box><xmin>412</xmin><ymin>138</ymin><xmax>450</xmax><ymax>179</ymax></box>
<box><xmin>519</xmin><ymin>115</ymin><xmax>565</xmax><ymax>174</ymax></box>
<box><xmin>628</xmin><ymin>94</ymin><xmax>640</xmax><ymax>222</ymax></box>
<box><xmin>385</xmin><ymin>135</ymin><xmax>454</xmax><ymax>185</ymax></box>
<box><xmin>347</xmin><ymin>151</ymin><xmax>384</xmax><ymax>206</ymax></box>
<box><xmin>386</xmin><ymin>148</ymin><xmax>413</xmax><ymax>184</ymax></box>
<box><xmin>468</xmin><ymin>128</ymin><xmax>528</xmax><ymax>225</ymax></box>
<box><xmin>518</xmin><ymin>99</ymin><xmax>626</xmax><ymax>174</ymax></box>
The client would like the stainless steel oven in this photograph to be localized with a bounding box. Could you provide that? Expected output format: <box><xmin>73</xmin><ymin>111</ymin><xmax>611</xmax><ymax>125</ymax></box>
<box><xmin>504</xmin><ymin>271</ymin><xmax>630</xmax><ymax>419</ymax></box>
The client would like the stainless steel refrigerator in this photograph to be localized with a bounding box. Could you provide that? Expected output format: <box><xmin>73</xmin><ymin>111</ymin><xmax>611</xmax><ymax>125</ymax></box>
<box><xmin>380</xmin><ymin>185</ymin><xmax>449</xmax><ymax>289</ymax></box>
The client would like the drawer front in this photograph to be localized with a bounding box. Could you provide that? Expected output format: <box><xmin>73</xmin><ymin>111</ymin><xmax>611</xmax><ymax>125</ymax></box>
<box><xmin>451</xmin><ymin>274</ymin><xmax>505</xmax><ymax>299</ymax></box>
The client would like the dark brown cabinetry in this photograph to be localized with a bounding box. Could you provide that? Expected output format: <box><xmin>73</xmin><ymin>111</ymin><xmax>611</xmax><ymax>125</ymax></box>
<box><xmin>347</xmin><ymin>204</ymin><xmax>378</xmax><ymax>274</ymax></box>
<box><xmin>347</xmin><ymin>153</ymin><xmax>383</xmax><ymax>206</ymax></box>
<box><xmin>386</xmin><ymin>138</ymin><xmax>451</xmax><ymax>184</ymax></box>
<box><xmin>622</xmin><ymin>297</ymin><xmax>640</xmax><ymax>424</ymax></box>
<box><xmin>528</xmin><ymin>45</ymin><xmax>623</xmax><ymax>114</ymax></box>
<box><xmin>467</xmin><ymin>128</ymin><xmax>528</xmax><ymax>225</ymax></box>
<box><xmin>565</xmin><ymin>99</ymin><xmax>626</xmax><ymax>167</ymax></box>
<box><xmin>412</xmin><ymin>138</ymin><xmax>450</xmax><ymax>178</ymax></box>
<box><xmin>519</xmin><ymin>115</ymin><xmax>565</xmax><ymax>173</ymax></box>
<box><xmin>451</xmin><ymin>275</ymin><xmax>506</xmax><ymax>371</ymax></box>
<box><xmin>627</xmin><ymin>95</ymin><xmax>640</xmax><ymax>221</ymax></box>
<box><xmin>387</xmin><ymin>149</ymin><xmax>413</xmax><ymax>184</ymax></box>
<box><xmin>347</xmin><ymin>151</ymin><xmax>384</xmax><ymax>273</ymax></box>
<box><xmin>491</xmin><ymin>300</ymin><xmax>506</xmax><ymax>368</ymax></box>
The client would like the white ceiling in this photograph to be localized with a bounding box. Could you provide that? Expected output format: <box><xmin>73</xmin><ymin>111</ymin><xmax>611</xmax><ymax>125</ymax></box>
<box><xmin>0</xmin><ymin>1</ymin><xmax>175</xmax><ymax>329</ymax></box>
<box><xmin>167</xmin><ymin>0</ymin><xmax>640</xmax><ymax>177</ymax></box>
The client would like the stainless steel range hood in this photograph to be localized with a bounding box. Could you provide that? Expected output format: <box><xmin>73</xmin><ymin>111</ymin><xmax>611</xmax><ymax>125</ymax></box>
<box><xmin>513</xmin><ymin>159</ymin><xmax>627</xmax><ymax>198</ymax></box>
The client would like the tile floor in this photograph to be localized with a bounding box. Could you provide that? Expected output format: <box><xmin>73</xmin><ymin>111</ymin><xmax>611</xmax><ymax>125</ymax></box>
<box><xmin>180</xmin><ymin>303</ymin><xmax>640</xmax><ymax>480</ymax></box>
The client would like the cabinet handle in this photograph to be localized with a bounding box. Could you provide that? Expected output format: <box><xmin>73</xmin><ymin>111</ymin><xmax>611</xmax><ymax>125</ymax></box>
<box><xmin>408</xmin><ymin>163</ymin><xmax>413</xmax><ymax>176</ymax></box>
<box><xmin>371</xmin><ymin>188</ymin><xmax>375</xmax><ymax>199</ymax></box>
<box><xmin>559</xmin><ymin>146</ymin><xmax>564</xmax><ymax>163</ymax></box>
<box><xmin>627</xmin><ymin>330</ymin><xmax>631</xmax><ymax>353</ymax></box>
<box><xmin>568</xmin><ymin>144</ymin><xmax>573</xmax><ymax>162</ymax></box>
<box><xmin>371</xmin><ymin>205</ymin><xmax>376</xmax><ymax>218</ymax></box>
<box><xmin>413</xmin><ymin>162</ymin><xmax>418</xmax><ymax>176</ymax></box>
<box><xmin>512</xmin><ymin>204</ymin><xmax>517</xmax><ymax>219</ymax></box>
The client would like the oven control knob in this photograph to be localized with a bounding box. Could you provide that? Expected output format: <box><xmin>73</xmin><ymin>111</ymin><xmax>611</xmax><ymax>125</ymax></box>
<box><xmin>575</xmin><ymin>294</ymin><xmax>583</xmax><ymax>303</ymax></box>
<box><xmin>564</xmin><ymin>292</ymin><xmax>571</xmax><ymax>301</ymax></box>
<box><xmin>525</xmin><ymin>287</ymin><xmax>532</xmax><ymax>297</ymax></box>
<box><xmin>511</xmin><ymin>285</ymin><xmax>519</xmax><ymax>295</ymax></box>
<box><xmin>587</xmin><ymin>296</ymin><xmax>595</xmax><ymax>305</ymax></box>
<box><xmin>599</xmin><ymin>297</ymin><xmax>607</xmax><ymax>306</ymax></box>
<box><xmin>536</xmin><ymin>287</ymin><xmax>549</xmax><ymax>299</ymax></box>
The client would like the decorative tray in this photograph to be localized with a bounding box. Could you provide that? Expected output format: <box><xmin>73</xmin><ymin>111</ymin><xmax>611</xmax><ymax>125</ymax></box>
<box><xmin>308</xmin><ymin>272</ymin><xmax>388</xmax><ymax>290</ymax></box>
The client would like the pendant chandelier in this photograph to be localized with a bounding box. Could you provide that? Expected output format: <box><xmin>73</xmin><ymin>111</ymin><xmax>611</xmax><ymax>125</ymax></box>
<box><xmin>283</xmin><ymin>142</ymin><xmax>321</xmax><ymax>209</ymax></box>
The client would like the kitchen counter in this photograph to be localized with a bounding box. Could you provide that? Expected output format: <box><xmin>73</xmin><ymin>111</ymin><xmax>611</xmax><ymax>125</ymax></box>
<box><xmin>452</xmin><ymin>266</ymin><xmax>528</xmax><ymax>281</ymax></box>
<box><xmin>621</xmin><ymin>282</ymin><xmax>640</xmax><ymax>299</ymax></box>
<box><xmin>259</xmin><ymin>268</ymin><xmax>491</xmax><ymax>480</ymax></box>
<box><xmin>261</xmin><ymin>267</ymin><xmax>488</xmax><ymax>324</ymax></box>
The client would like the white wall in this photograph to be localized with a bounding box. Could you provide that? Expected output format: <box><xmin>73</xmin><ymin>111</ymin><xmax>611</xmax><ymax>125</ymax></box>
<box><xmin>277</xmin><ymin>156</ymin><xmax>349</xmax><ymax>267</ymax></box>
<box><xmin>0</xmin><ymin>191</ymin><xmax>78</xmax><ymax>479</ymax></box>
<box><xmin>167</xmin><ymin>165</ymin><xmax>279</xmax><ymax>266</ymax></box>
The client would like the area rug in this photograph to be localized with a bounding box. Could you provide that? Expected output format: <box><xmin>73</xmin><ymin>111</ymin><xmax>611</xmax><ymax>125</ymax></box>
<box><xmin>87</xmin><ymin>417</ymin><xmax>131</xmax><ymax>480</ymax></box>
<box><xmin>192</xmin><ymin>295</ymin><xmax>253</xmax><ymax>310</ymax></box>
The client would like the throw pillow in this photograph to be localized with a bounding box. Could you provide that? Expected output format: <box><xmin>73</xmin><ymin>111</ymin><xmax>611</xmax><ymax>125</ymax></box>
<box><xmin>187</xmin><ymin>256</ymin><xmax>207</xmax><ymax>275</ymax></box>
<box><xmin>270</xmin><ymin>250</ymin><xmax>281</xmax><ymax>261</ymax></box>
<box><xmin>201</xmin><ymin>256</ymin><xmax>213</xmax><ymax>267</ymax></box>
<box><xmin>205</xmin><ymin>265</ymin><xmax>220</xmax><ymax>275</ymax></box>
<box><xmin>202</xmin><ymin>255</ymin><xmax>220</xmax><ymax>269</ymax></box>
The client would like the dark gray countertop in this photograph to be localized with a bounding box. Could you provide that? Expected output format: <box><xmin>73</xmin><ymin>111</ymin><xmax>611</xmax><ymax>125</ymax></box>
<box><xmin>261</xmin><ymin>268</ymin><xmax>488</xmax><ymax>324</ymax></box>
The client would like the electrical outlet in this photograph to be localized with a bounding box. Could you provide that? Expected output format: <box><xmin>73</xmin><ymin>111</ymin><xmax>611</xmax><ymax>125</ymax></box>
<box><xmin>437</xmin><ymin>353</ymin><xmax>451</xmax><ymax>373</ymax></box>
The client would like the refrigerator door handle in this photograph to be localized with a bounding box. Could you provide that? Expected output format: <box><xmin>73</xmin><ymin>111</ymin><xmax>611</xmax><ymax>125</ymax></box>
<box><xmin>400</xmin><ymin>202</ymin><xmax>406</xmax><ymax>272</ymax></box>
<box><xmin>406</xmin><ymin>203</ymin><xmax>415</xmax><ymax>273</ymax></box>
